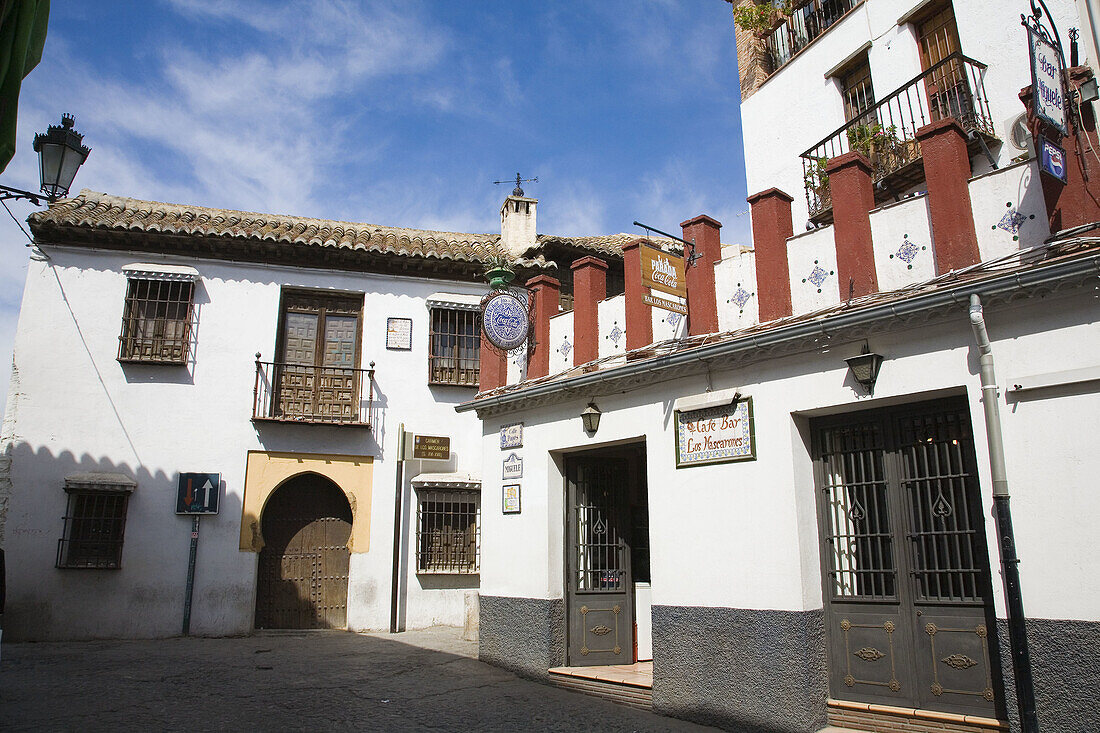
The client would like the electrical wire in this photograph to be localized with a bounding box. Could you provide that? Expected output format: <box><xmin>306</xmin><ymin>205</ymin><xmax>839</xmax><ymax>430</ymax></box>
<box><xmin>1</xmin><ymin>199</ymin><xmax>34</xmax><ymax>245</ymax></box>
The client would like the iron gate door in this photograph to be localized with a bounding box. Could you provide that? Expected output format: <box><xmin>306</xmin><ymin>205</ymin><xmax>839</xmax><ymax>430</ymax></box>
<box><xmin>566</xmin><ymin>457</ymin><xmax>634</xmax><ymax>666</ymax></box>
<box><xmin>813</xmin><ymin>399</ymin><xmax>1001</xmax><ymax>718</ymax></box>
<box><xmin>255</xmin><ymin>476</ymin><xmax>352</xmax><ymax>630</ymax></box>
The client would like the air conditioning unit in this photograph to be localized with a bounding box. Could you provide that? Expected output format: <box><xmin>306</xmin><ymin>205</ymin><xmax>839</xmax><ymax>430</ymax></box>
<box><xmin>1006</xmin><ymin>112</ymin><xmax>1034</xmax><ymax>156</ymax></box>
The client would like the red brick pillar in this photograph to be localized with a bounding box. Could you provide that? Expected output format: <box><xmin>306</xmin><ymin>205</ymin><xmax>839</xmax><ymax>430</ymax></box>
<box><xmin>571</xmin><ymin>256</ymin><xmax>607</xmax><ymax>365</ymax></box>
<box><xmin>524</xmin><ymin>275</ymin><xmax>559</xmax><ymax>379</ymax></box>
<box><xmin>747</xmin><ymin>188</ymin><xmax>794</xmax><ymax>321</ymax></box>
<box><xmin>680</xmin><ymin>214</ymin><xmax>721</xmax><ymax>335</ymax></box>
<box><xmin>1020</xmin><ymin>68</ymin><xmax>1100</xmax><ymax>232</ymax></box>
<box><xmin>478</xmin><ymin>330</ymin><xmax>507</xmax><ymax>393</ymax></box>
<box><xmin>621</xmin><ymin>239</ymin><xmax>653</xmax><ymax>351</ymax></box>
<box><xmin>916</xmin><ymin>118</ymin><xmax>980</xmax><ymax>274</ymax></box>
<box><xmin>826</xmin><ymin>151</ymin><xmax>879</xmax><ymax>299</ymax></box>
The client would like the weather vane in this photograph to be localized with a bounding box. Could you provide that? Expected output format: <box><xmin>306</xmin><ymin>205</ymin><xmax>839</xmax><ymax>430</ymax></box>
<box><xmin>493</xmin><ymin>172</ymin><xmax>538</xmax><ymax>197</ymax></box>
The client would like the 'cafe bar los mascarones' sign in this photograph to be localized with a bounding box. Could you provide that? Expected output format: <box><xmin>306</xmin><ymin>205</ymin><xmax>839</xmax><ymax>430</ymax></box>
<box><xmin>675</xmin><ymin>398</ymin><xmax>756</xmax><ymax>468</ymax></box>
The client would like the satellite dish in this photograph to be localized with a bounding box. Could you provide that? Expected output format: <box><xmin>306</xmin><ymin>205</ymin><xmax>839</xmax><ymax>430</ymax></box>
<box><xmin>1009</xmin><ymin>113</ymin><xmax>1033</xmax><ymax>153</ymax></box>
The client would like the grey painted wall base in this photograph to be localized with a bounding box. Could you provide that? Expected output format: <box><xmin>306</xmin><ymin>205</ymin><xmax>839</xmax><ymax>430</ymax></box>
<box><xmin>479</xmin><ymin>595</ymin><xmax>565</xmax><ymax>681</ymax></box>
<box><xmin>996</xmin><ymin>617</ymin><xmax>1100</xmax><ymax>732</ymax></box>
<box><xmin>652</xmin><ymin>605</ymin><xmax>828</xmax><ymax>733</ymax></box>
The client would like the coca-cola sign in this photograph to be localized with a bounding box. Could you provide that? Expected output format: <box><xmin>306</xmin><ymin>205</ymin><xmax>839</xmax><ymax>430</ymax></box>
<box><xmin>640</xmin><ymin>243</ymin><xmax>686</xmax><ymax>298</ymax></box>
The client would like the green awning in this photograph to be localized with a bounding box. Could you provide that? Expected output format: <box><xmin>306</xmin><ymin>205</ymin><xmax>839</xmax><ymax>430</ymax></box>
<box><xmin>0</xmin><ymin>0</ymin><xmax>49</xmax><ymax>174</ymax></box>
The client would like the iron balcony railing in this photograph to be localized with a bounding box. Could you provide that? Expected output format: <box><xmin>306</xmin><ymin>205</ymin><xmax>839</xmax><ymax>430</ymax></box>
<box><xmin>801</xmin><ymin>52</ymin><xmax>997</xmax><ymax>221</ymax></box>
<box><xmin>253</xmin><ymin>358</ymin><xmax>376</xmax><ymax>428</ymax></box>
<box><xmin>764</xmin><ymin>0</ymin><xmax>858</xmax><ymax>71</ymax></box>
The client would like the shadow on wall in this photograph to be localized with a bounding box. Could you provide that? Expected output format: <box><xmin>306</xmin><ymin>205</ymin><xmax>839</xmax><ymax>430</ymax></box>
<box><xmin>3</xmin><ymin>441</ymin><xmax>250</xmax><ymax>641</ymax></box>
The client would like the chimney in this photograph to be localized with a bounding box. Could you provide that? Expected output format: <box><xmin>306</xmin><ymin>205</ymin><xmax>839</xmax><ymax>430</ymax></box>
<box><xmin>524</xmin><ymin>275</ymin><xmax>559</xmax><ymax>379</ymax></box>
<box><xmin>571</xmin><ymin>256</ymin><xmax>608</xmax><ymax>364</ymax></box>
<box><xmin>621</xmin><ymin>239</ymin><xmax>653</xmax><ymax>350</ymax></box>
<box><xmin>826</xmin><ymin>152</ymin><xmax>879</xmax><ymax>299</ymax></box>
<box><xmin>680</xmin><ymin>215</ymin><xmax>722</xmax><ymax>336</ymax></box>
<box><xmin>916</xmin><ymin>118</ymin><xmax>981</xmax><ymax>274</ymax></box>
<box><xmin>500</xmin><ymin>180</ymin><xmax>538</xmax><ymax>258</ymax></box>
<box><xmin>747</xmin><ymin>188</ymin><xmax>794</xmax><ymax>321</ymax></box>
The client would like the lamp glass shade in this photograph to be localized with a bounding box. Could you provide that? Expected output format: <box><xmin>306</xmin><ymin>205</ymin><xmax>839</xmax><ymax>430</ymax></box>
<box><xmin>33</xmin><ymin>115</ymin><xmax>91</xmax><ymax>201</ymax></box>
<box><xmin>845</xmin><ymin>351</ymin><xmax>884</xmax><ymax>390</ymax></box>
<box><xmin>1080</xmin><ymin>77</ymin><xmax>1100</xmax><ymax>103</ymax></box>
<box><xmin>581</xmin><ymin>403</ymin><xmax>601</xmax><ymax>433</ymax></box>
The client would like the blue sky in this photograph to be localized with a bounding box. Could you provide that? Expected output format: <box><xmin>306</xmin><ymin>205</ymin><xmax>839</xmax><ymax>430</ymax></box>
<box><xmin>0</xmin><ymin>0</ymin><xmax>749</xmax><ymax>419</ymax></box>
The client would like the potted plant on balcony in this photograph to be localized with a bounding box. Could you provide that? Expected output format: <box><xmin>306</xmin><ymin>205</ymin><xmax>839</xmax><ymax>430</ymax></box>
<box><xmin>804</xmin><ymin>156</ymin><xmax>831</xmax><ymax>214</ymax></box>
<box><xmin>732</xmin><ymin>0</ymin><xmax>793</xmax><ymax>37</ymax></box>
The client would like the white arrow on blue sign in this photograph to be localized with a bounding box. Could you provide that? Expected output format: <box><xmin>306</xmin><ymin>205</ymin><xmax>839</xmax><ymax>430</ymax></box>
<box><xmin>176</xmin><ymin>472</ymin><xmax>221</xmax><ymax>515</ymax></box>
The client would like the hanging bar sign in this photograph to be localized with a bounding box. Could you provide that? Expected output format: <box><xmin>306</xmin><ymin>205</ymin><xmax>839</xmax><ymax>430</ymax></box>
<box><xmin>1027</xmin><ymin>24</ymin><xmax>1068</xmax><ymax>136</ymax></box>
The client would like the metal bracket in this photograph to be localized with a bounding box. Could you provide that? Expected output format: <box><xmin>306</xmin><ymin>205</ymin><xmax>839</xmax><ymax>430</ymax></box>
<box><xmin>632</xmin><ymin>220</ymin><xmax>702</xmax><ymax>267</ymax></box>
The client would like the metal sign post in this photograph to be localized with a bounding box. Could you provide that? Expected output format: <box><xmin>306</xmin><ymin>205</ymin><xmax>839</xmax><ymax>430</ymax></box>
<box><xmin>176</xmin><ymin>472</ymin><xmax>220</xmax><ymax>636</ymax></box>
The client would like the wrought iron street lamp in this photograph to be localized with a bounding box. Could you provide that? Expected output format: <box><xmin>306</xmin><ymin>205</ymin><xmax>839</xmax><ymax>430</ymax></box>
<box><xmin>845</xmin><ymin>345</ymin><xmax>884</xmax><ymax>394</ymax></box>
<box><xmin>0</xmin><ymin>114</ymin><xmax>90</xmax><ymax>205</ymax></box>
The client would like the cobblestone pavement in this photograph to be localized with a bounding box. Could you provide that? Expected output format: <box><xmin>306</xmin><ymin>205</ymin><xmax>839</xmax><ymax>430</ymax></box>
<box><xmin>0</xmin><ymin>627</ymin><xmax>719</xmax><ymax>732</ymax></box>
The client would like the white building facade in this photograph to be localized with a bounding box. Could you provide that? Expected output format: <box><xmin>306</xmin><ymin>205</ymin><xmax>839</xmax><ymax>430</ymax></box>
<box><xmin>0</xmin><ymin>189</ymin><xmax>636</xmax><ymax>641</ymax></box>
<box><xmin>461</xmin><ymin>2</ymin><xmax>1100</xmax><ymax>732</ymax></box>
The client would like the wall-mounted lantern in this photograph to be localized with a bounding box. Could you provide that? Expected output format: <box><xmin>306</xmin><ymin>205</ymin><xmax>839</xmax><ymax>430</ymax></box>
<box><xmin>845</xmin><ymin>345</ymin><xmax>884</xmax><ymax>393</ymax></box>
<box><xmin>581</xmin><ymin>402</ymin><xmax>602</xmax><ymax>434</ymax></box>
<box><xmin>1</xmin><ymin>114</ymin><xmax>91</xmax><ymax>206</ymax></box>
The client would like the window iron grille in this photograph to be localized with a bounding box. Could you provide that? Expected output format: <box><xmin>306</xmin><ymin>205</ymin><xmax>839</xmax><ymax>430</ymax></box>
<box><xmin>416</xmin><ymin>489</ymin><xmax>480</xmax><ymax>573</ymax></box>
<box><xmin>118</xmin><ymin>279</ymin><xmax>195</xmax><ymax>364</ymax></box>
<box><xmin>56</xmin><ymin>491</ymin><xmax>129</xmax><ymax>569</ymax></box>
<box><xmin>819</xmin><ymin>422</ymin><xmax>897</xmax><ymax>600</ymax></box>
<box><xmin>429</xmin><ymin>308</ymin><xmax>480</xmax><ymax>386</ymax></box>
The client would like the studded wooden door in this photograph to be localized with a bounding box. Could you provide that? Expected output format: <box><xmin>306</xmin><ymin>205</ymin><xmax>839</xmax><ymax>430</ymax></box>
<box><xmin>813</xmin><ymin>399</ymin><xmax>1001</xmax><ymax>718</ymax></box>
<box><xmin>565</xmin><ymin>457</ymin><xmax>634</xmax><ymax>666</ymax></box>
<box><xmin>255</xmin><ymin>475</ymin><xmax>353</xmax><ymax>630</ymax></box>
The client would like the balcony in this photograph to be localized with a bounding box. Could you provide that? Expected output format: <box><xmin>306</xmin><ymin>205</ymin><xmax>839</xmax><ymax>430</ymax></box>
<box><xmin>252</xmin><ymin>360</ymin><xmax>376</xmax><ymax>428</ymax></box>
<box><xmin>764</xmin><ymin>0</ymin><xmax>859</xmax><ymax>72</ymax></box>
<box><xmin>801</xmin><ymin>53</ymin><xmax>998</xmax><ymax>224</ymax></box>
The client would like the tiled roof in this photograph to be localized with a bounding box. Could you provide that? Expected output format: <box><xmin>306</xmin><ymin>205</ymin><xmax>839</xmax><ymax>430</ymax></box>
<box><xmin>29</xmin><ymin>190</ymin><xmax>673</xmax><ymax>264</ymax></box>
<box><xmin>30</xmin><ymin>190</ymin><xmax>505</xmax><ymax>264</ymax></box>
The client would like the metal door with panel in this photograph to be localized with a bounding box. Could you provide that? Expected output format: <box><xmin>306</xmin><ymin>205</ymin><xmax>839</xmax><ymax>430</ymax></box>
<box><xmin>814</xmin><ymin>399</ymin><xmax>1002</xmax><ymax>718</ymax></box>
<box><xmin>566</xmin><ymin>457</ymin><xmax>634</xmax><ymax>666</ymax></box>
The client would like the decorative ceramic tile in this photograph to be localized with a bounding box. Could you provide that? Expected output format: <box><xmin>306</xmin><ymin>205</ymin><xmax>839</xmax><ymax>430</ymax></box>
<box><xmin>802</xmin><ymin>260</ymin><xmax>834</xmax><ymax>293</ymax></box>
<box><xmin>889</xmin><ymin>234</ymin><xmax>927</xmax><ymax>270</ymax></box>
<box><xmin>557</xmin><ymin>337</ymin><xmax>572</xmax><ymax>357</ymax></box>
<box><xmin>994</xmin><ymin>201</ymin><xmax>1034</xmax><ymax>241</ymax></box>
<box><xmin>664</xmin><ymin>312</ymin><xmax>682</xmax><ymax>328</ymax></box>
<box><xmin>729</xmin><ymin>283</ymin><xmax>752</xmax><ymax>311</ymax></box>
<box><xmin>605</xmin><ymin>322</ymin><xmax>623</xmax><ymax>346</ymax></box>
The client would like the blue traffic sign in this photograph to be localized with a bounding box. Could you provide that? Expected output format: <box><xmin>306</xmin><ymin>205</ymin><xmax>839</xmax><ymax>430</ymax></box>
<box><xmin>176</xmin><ymin>472</ymin><xmax>221</xmax><ymax>514</ymax></box>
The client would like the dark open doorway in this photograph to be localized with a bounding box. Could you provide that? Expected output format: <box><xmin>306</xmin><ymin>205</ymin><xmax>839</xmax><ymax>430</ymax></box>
<box><xmin>564</xmin><ymin>443</ymin><xmax>650</xmax><ymax>666</ymax></box>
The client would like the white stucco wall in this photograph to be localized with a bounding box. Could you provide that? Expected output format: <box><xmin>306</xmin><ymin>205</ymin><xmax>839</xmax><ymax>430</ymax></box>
<box><xmin>869</xmin><ymin>195</ymin><xmax>936</xmax><ymax>290</ymax></box>
<box><xmin>548</xmin><ymin>309</ymin><xmax>574</xmax><ymax>375</ymax></box>
<box><xmin>476</xmin><ymin>287</ymin><xmax>1100</xmax><ymax>623</ymax></box>
<box><xmin>597</xmin><ymin>295</ymin><xmax>626</xmax><ymax>359</ymax></box>
<box><xmin>970</xmin><ymin>159</ymin><xmax>1052</xmax><ymax>262</ymax></box>
<box><xmin>787</xmin><ymin>226</ymin><xmax>841</xmax><ymax>313</ymax></box>
<box><xmin>716</xmin><ymin>249</ymin><xmax>760</xmax><ymax>332</ymax></box>
<box><xmin>3</xmin><ymin>246</ymin><xmax>486</xmax><ymax>639</ymax></box>
<box><xmin>740</xmin><ymin>0</ymin><xmax>1081</xmax><ymax>230</ymax></box>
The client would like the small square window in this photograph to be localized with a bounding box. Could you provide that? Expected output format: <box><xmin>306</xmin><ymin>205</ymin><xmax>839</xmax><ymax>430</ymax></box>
<box><xmin>416</xmin><ymin>489</ymin><xmax>480</xmax><ymax>574</ymax></box>
<box><xmin>429</xmin><ymin>308</ymin><xmax>480</xmax><ymax>386</ymax></box>
<box><xmin>118</xmin><ymin>278</ymin><xmax>195</xmax><ymax>364</ymax></box>
<box><xmin>56</xmin><ymin>475</ymin><xmax>135</xmax><ymax>569</ymax></box>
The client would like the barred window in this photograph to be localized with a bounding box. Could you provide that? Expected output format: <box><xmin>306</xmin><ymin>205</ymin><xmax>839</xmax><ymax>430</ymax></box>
<box><xmin>56</xmin><ymin>474</ymin><xmax>135</xmax><ymax>569</ymax></box>
<box><xmin>119</xmin><ymin>278</ymin><xmax>194</xmax><ymax>364</ymax></box>
<box><xmin>416</xmin><ymin>489</ymin><xmax>480</xmax><ymax>573</ymax></box>
<box><xmin>429</xmin><ymin>308</ymin><xmax>480</xmax><ymax>386</ymax></box>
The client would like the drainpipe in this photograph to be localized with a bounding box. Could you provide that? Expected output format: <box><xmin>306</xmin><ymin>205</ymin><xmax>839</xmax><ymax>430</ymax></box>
<box><xmin>968</xmin><ymin>294</ymin><xmax>1039</xmax><ymax>733</ymax></box>
<box><xmin>390</xmin><ymin>423</ymin><xmax>406</xmax><ymax>633</ymax></box>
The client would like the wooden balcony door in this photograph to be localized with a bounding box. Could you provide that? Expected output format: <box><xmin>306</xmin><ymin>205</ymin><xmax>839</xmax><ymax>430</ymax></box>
<box><xmin>276</xmin><ymin>291</ymin><xmax>363</xmax><ymax>422</ymax></box>
<box><xmin>918</xmin><ymin>3</ymin><xmax>971</xmax><ymax>124</ymax></box>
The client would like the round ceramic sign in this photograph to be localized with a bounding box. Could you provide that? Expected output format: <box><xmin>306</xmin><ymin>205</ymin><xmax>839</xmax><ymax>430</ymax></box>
<box><xmin>482</xmin><ymin>291</ymin><xmax>529</xmax><ymax>350</ymax></box>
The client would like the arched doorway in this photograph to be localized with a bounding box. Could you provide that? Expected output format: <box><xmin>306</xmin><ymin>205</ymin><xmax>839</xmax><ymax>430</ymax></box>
<box><xmin>255</xmin><ymin>473</ymin><xmax>353</xmax><ymax>630</ymax></box>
